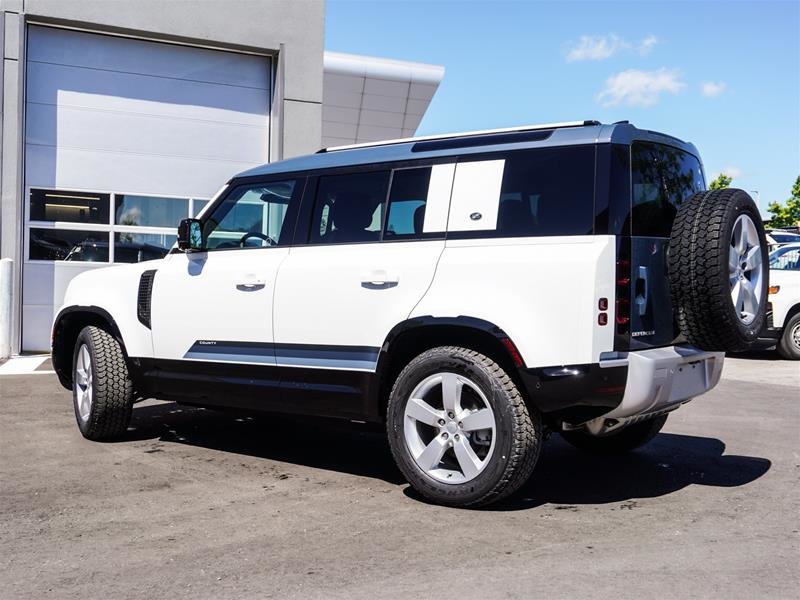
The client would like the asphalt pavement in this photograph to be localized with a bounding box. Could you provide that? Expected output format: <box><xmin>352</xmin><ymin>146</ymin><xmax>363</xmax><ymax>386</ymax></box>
<box><xmin>0</xmin><ymin>353</ymin><xmax>798</xmax><ymax>599</ymax></box>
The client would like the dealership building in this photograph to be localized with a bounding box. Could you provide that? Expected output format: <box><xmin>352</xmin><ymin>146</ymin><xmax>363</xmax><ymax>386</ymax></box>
<box><xmin>0</xmin><ymin>0</ymin><xmax>443</xmax><ymax>353</ymax></box>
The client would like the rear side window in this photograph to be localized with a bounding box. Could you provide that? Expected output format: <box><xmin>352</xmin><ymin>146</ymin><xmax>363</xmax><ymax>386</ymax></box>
<box><xmin>631</xmin><ymin>142</ymin><xmax>705</xmax><ymax>237</ymax></box>
<box><xmin>310</xmin><ymin>171</ymin><xmax>389</xmax><ymax>245</ymax></box>
<box><xmin>447</xmin><ymin>146</ymin><xmax>596</xmax><ymax>237</ymax></box>
<box><xmin>384</xmin><ymin>167</ymin><xmax>431</xmax><ymax>239</ymax></box>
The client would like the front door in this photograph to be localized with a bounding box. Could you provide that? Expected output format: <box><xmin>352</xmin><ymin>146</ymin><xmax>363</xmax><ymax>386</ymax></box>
<box><xmin>149</xmin><ymin>178</ymin><xmax>303</xmax><ymax>405</ymax></box>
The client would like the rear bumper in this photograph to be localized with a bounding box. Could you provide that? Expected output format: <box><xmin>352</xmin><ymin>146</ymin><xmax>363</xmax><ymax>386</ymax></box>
<box><xmin>599</xmin><ymin>345</ymin><xmax>724</xmax><ymax>420</ymax></box>
<box><xmin>518</xmin><ymin>345</ymin><xmax>724</xmax><ymax>426</ymax></box>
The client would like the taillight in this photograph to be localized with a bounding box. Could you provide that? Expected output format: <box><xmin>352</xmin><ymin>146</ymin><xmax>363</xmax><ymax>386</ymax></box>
<box><xmin>616</xmin><ymin>258</ymin><xmax>631</xmax><ymax>334</ymax></box>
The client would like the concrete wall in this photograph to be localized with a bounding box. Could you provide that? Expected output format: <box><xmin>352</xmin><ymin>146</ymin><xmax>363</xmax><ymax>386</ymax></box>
<box><xmin>0</xmin><ymin>0</ymin><xmax>325</xmax><ymax>354</ymax></box>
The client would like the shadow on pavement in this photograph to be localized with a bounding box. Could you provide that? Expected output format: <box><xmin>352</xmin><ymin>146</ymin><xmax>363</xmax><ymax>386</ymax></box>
<box><xmin>126</xmin><ymin>401</ymin><xmax>771</xmax><ymax>508</ymax></box>
<box><xmin>480</xmin><ymin>432</ymin><xmax>772</xmax><ymax>511</ymax></box>
<box><xmin>126</xmin><ymin>400</ymin><xmax>406</xmax><ymax>484</ymax></box>
<box><xmin>727</xmin><ymin>348</ymin><xmax>781</xmax><ymax>361</ymax></box>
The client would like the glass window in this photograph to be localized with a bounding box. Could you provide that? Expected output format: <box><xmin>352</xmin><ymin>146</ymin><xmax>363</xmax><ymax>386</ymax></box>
<box><xmin>487</xmin><ymin>146</ymin><xmax>595</xmax><ymax>237</ymax></box>
<box><xmin>114</xmin><ymin>232</ymin><xmax>175</xmax><ymax>263</ymax></box>
<box><xmin>770</xmin><ymin>232</ymin><xmax>800</xmax><ymax>244</ymax></box>
<box><xmin>29</xmin><ymin>228</ymin><xmax>109</xmax><ymax>262</ymax></box>
<box><xmin>769</xmin><ymin>246</ymin><xmax>800</xmax><ymax>270</ymax></box>
<box><xmin>385</xmin><ymin>167</ymin><xmax>431</xmax><ymax>239</ymax></box>
<box><xmin>310</xmin><ymin>171</ymin><xmax>389</xmax><ymax>245</ymax></box>
<box><xmin>631</xmin><ymin>142</ymin><xmax>705</xmax><ymax>237</ymax></box>
<box><xmin>203</xmin><ymin>180</ymin><xmax>297</xmax><ymax>250</ymax></box>
<box><xmin>115</xmin><ymin>195</ymin><xmax>189</xmax><ymax>228</ymax></box>
<box><xmin>29</xmin><ymin>189</ymin><xmax>110</xmax><ymax>224</ymax></box>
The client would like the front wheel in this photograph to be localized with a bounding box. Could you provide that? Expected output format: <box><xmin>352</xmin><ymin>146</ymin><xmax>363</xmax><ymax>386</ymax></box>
<box><xmin>72</xmin><ymin>326</ymin><xmax>134</xmax><ymax>440</ymax></box>
<box><xmin>777</xmin><ymin>313</ymin><xmax>800</xmax><ymax>360</ymax></box>
<box><xmin>387</xmin><ymin>346</ymin><xmax>541</xmax><ymax>507</ymax></box>
<box><xmin>560</xmin><ymin>414</ymin><xmax>668</xmax><ymax>454</ymax></box>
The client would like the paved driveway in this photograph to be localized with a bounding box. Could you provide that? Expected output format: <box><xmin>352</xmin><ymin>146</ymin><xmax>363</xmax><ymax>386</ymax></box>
<box><xmin>1</xmin><ymin>354</ymin><xmax>797</xmax><ymax>599</ymax></box>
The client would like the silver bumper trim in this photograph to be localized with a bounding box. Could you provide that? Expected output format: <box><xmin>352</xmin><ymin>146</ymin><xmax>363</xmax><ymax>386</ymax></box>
<box><xmin>603</xmin><ymin>345</ymin><xmax>725</xmax><ymax>420</ymax></box>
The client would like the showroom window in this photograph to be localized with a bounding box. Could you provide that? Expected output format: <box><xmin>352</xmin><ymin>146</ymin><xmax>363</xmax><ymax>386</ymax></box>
<box><xmin>27</xmin><ymin>188</ymin><xmax>209</xmax><ymax>263</ymax></box>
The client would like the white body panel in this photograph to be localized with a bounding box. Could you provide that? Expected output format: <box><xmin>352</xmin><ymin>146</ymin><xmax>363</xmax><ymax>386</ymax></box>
<box><xmin>150</xmin><ymin>249</ymin><xmax>288</xmax><ymax>362</ymax></box>
<box><xmin>273</xmin><ymin>241</ymin><xmax>445</xmax><ymax>369</ymax></box>
<box><xmin>56</xmin><ymin>261</ymin><xmax>165</xmax><ymax>359</ymax></box>
<box><xmin>768</xmin><ymin>269</ymin><xmax>800</xmax><ymax>330</ymax></box>
<box><xmin>412</xmin><ymin>236</ymin><xmax>617</xmax><ymax>367</ymax></box>
<box><xmin>23</xmin><ymin>26</ymin><xmax>271</xmax><ymax>351</ymax></box>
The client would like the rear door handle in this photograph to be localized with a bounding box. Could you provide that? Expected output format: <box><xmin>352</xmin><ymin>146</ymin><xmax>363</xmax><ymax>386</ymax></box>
<box><xmin>361</xmin><ymin>270</ymin><xmax>399</xmax><ymax>287</ymax></box>
<box><xmin>635</xmin><ymin>265</ymin><xmax>648</xmax><ymax>315</ymax></box>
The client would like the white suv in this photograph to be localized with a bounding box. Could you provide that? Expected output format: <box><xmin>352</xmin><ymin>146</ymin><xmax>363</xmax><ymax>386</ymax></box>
<box><xmin>51</xmin><ymin>121</ymin><xmax>769</xmax><ymax>507</ymax></box>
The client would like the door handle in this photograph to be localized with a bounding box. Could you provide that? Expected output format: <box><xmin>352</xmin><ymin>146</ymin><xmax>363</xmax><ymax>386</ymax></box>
<box><xmin>360</xmin><ymin>270</ymin><xmax>399</xmax><ymax>287</ymax></box>
<box><xmin>236</xmin><ymin>275</ymin><xmax>267</xmax><ymax>291</ymax></box>
<box><xmin>634</xmin><ymin>265</ymin><xmax>648</xmax><ymax>316</ymax></box>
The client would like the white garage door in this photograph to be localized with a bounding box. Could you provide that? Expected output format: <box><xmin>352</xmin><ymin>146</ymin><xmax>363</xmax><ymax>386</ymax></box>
<box><xmin>22</xmin><ymin>26</ymin><xmax>272</xmax><ymax>351</ymax></box>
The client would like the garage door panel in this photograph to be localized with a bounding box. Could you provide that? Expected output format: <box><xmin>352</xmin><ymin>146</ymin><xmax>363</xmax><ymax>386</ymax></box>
<box><xmin>26</xmin><ymin>144</ymin><xmax>249</xmax><ymax>199</ymax></box>
<box><xmin>23</xmin><ymin>25</ymin><xmax>272</xmax><ymax>352</ymax></box>
<box><xmin>27</xmin><ymin>26</ymin><xmax>271</xmax><ymax>90</ymax></box>
<box><xmin>27</xmin><ymin>62</ymin><xmax>269</xmax><ymax>125</ymax></box>
<box><xmin>26</xmin><ymin>103</ymin><xmax>268</xmax><ymax>164</ymax></box>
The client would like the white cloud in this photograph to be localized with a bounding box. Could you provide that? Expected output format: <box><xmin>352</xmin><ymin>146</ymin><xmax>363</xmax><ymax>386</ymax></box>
<box><xmin>638</xmin><ymin>35</ymin><xmax>658</xmax><ymax>55</ymax></box>
<box><xmin>701</xmin><ymin>81</ymin><xmax>727</xmax><ymax>97</ymax></box>
<box><xmin>713</xmin><ymin>166</ymin><xmax>742</xmax><ymax>180</ymax></box>
<box><xmin>596</xmin><ymin>68</ymin><xmax>686</xmax><ymax>107</ymax></box>
<box><xmin>566</xmin><ymin>34</ymin><xmax>659</xmax><ymax>62</ymax></box>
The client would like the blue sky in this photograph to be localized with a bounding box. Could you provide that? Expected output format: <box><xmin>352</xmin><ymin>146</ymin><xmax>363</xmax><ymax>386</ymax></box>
<box><xmin>326</xmin><ymin>0</ymin><xmax>799</xmax><ymax>215</ymax></box>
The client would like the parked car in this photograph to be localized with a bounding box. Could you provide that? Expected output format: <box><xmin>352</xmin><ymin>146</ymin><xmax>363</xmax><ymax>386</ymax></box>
<box><xmin>761</xmin><ymin>243</ymin><xmax>800</xmax><ymax>359</ymax></box>
<box><xmin>50</xmin><ymin>121</ymin><xmax>769</xmax><ymax>507</ymax></box>
<box><xmin>766</xmin><ymin>229</ymin><xmax>800</xmax><ymax>252</ymax></box>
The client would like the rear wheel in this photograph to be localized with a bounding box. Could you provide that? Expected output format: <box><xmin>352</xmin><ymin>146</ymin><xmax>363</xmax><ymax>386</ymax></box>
<box><xmin>777</xmin><ymin>313</ymin><xmax>800</xmax><ymax>360</ymax></box>
<box><xmin>560</xmin><ymin>414</ymin><xmax>668</xmax><ymax>454</ymax></box>
<box><xmin>387</xmin><ymin>346</ymin><xmax>541</xmax><ymax>507</ymax></box>
<box><xmin>72</xmin><ymin>326</ymin><xmax>134</xmax><ymax>440</ymax></box>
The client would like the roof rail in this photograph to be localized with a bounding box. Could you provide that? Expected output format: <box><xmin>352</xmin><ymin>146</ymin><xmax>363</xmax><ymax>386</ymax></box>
<box><xmin>318</xmin><ymin>120</ymin><xmax>601</xmax><ymax>153</ymax></box>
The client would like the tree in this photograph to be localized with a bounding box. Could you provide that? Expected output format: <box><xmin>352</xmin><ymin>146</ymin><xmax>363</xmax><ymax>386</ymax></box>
<box><xmin>767</xmin><ymin>176</ymin><xmax>800</xmax><ymax>228</ymax></box>
<box><xmin>709</xmin><ymin>173</ymin><xmax>732</xmax><ymax>190</ymax></box>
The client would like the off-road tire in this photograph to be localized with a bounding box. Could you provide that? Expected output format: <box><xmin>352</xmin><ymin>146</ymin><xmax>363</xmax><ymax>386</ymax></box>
<box><xmin>777</xmin><ymin>313</ymin><xmax>800</xmax><ymax>360</ymax></box>
<box><xmin>72</xmin><ymin>326</ymin><xmax>134</xmax><ymax>440</ymax></box>
<box><xmin>560</xmin><ymin>414</ymin><xmax>668</xmax><ymax>454</ymax></box>
<box><xmin>668</xmin><ymin>188</ymin><xmax>768</xmax><ymax>352</ymax></box>
<box><xmin>386</xmin><ymin>346</ymin><xmax>541</xmax><ymax>508</ymax></box>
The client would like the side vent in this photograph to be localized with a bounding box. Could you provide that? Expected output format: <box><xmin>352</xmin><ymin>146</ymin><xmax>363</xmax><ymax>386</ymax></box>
<box><xmin>137</xmin><ymin>270</ymin><xmax>157</xmax><ymax>329</ymax></box>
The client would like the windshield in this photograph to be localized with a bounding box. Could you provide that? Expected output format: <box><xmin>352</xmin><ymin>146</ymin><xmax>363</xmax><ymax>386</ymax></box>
<box><xmin>769</xmin><ymin>245</ymin><xmax>800</xmax><ymax>270</ymax></box>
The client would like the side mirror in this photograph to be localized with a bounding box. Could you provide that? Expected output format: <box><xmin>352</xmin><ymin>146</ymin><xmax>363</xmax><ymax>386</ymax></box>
<box><xmin>177</xmin><ymin>218</ymin><xmax>203</xmax><ymax>252</ymax></box>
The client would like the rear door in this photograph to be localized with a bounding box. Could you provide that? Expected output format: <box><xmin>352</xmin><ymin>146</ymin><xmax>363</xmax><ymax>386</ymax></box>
<box><xmin>627</xmin><ymin>142</ymin><xmax>706</xmax><ymax>349</ymax></box>
<box><xmin>271</xmin><ymin>163</ymin><xmax>454</xmax><ymax>412</ymax></box>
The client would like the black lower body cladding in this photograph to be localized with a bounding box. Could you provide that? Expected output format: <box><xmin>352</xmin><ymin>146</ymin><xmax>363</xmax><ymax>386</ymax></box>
<box><xmin>668</xmin><ymin>188</ymin><xmax>769</xmax><ymax>352</ymax></box>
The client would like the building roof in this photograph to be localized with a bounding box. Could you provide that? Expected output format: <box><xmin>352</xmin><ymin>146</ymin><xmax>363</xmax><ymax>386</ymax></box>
<box><xmin>236</xmin><ymin>121</ymin><xmax>701</xmax><ymax>180</ymax></box>
<box><xmin>321</xmin><ymin>51</ymin><xmax>445</xmax><ymax>148</ymax></box>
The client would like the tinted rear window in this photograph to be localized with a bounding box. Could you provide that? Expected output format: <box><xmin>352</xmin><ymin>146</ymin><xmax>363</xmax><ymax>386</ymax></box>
<box><xmin>631</xmin><ymin>142</ymin><xmax>705</xmax><ymax>237</ymax></box>
<box><xmin>448</xmin><ymin>145</ymin><xmax>596</xmax><ymax>238</ymax></box>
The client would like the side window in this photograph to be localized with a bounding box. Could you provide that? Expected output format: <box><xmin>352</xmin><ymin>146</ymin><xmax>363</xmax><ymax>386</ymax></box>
<box><xmin>385</xmin><ymin>167</ymin><xmax>431</xmax><ymax>239</ymax></box>
<box><xmin>770</xmin><ymin>247</ymin><xmax>800</xmax><ymax>270</ymax></box>
<box><xmin>309</xmin><ymin>171</ymin><xmax>389</xmax><ymax>245</ymax></box>
<box><xmin>203</xmin><ymin>180</ymin><xmax>299</xmax><ymax>250</ymax></box>
<box><xmin>447</xmin><ymin>146</ymin><xmax>596</xmax><ymax>237</ymax></box>
<box><xmin>631</xmin><ymin>142</ymin><xmax>705</xmax><ymax>237</ymax></box>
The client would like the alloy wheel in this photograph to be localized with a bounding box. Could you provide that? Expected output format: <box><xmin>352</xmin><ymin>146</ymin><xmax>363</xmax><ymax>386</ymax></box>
<box><xmin>403</xmin><ymin>372</ymin><xmax>496</xmax><ymax>484</ymax></box>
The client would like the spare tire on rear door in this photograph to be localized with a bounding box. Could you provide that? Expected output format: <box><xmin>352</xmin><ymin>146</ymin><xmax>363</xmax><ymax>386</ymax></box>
<box><xmin>668</xmin><ymin>188</ymin><xmax>768</xmax><ymax>352</ymax></box>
